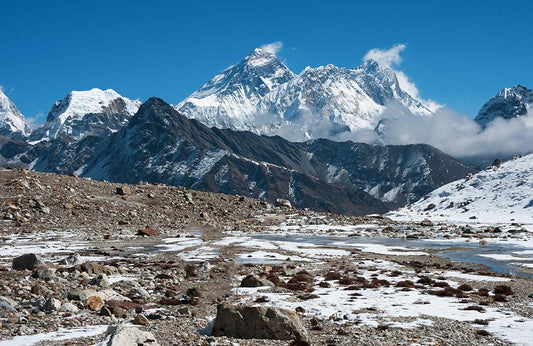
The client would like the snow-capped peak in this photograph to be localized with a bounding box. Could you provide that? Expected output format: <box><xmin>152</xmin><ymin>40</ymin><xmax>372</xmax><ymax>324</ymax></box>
<box><xmin>244</xmin><ymin>48</ymin><xmax>279</xmax><ymax>67</ymax></box>
<box><xmin>46</xmin><ymin>88</ymin><xmax>140</xmax><ymax>123</ymax></box>
<box><xmin>474</xmin><ymin>85</ymin><xmax>533</xmax><ymax>127</ymax></box>
<box><xmin>176</xmin><ymin>50</ymin><xmax>436</xmax><ymax>141</ymax></box>
<box><xmin>0</xmin><ymin>88</ymin><xmax>31</xmax><ymax>138</ymax></box>
<box><xmin>30</xmin><ymin>88</ymin><xmax>141</xmax><ymax>141</ymax></box>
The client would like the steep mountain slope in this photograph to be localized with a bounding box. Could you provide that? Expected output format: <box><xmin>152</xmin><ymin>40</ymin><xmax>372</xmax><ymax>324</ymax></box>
<box><xmin>303</xmin><ymin>140</ymin><xmax>475</xmax><ymax>205</ymax></box>
<box><xmin>0</xmin><ymin>90</ymin><xmax>31</xmax><ymax>139</ymax></box>
<box><xmin>80</xmin><ymin>97</ymin><xmax>387</xmax><ymax>215</ymax></box>
<box><xmin>177</xmin><ymin>49</ymin><xmax>433</xmax><ymax>141</ymax></box>
<box><xmin>388</xmin><ymin>154</ymin><xmax>533</xmax><ymax>223</ymax></box>
<box><xmin>29</xmin><ymin>88</ymin><xmax>141</xmax><ymax>142</ymax></box>
<box><xmin>474</xmin><ymin>85</ymin><xmax>533</xmax><ymax>127</ymax></box>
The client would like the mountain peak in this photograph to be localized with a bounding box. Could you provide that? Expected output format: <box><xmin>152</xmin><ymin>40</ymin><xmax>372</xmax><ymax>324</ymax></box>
<box><xmin>30</xmin><ymin>88</ymin><xmax>141</xmax><ymax>141</ymax></box>
<box><xmin>243</xmin><ymin>48</ymin><xmax>280</xmax><ymax>67</ymax></box>
<box><xmin>0</xmin><ymin>89</ymin><xmax>31</xmax><ymax>138</ymax></box>
<box><xmin>475</xmin><ymin>85</ymin><xmax>533</xmax><ymax>127</ymax></box>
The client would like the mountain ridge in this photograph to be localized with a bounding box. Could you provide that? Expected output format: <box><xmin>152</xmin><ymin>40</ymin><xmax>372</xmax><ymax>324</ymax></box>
<box><xmin>177</xmin><ymin>49</ymin><xmax>434</xmax><ymax>141</ymax></box>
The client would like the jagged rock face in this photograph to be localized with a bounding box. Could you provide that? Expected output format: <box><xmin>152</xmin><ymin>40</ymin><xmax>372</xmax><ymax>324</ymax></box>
<box><xmin>177</xmin><ymin>49</ymin><xmax>433</xmax><ymax>141</ymax></box>
<box><xmin>303</xmin><ymin>140</ymin><xmax>475</xmax><ymax>205</ymax></box>
<box><xmin>30</xmin><ymin>88</ymin><xmax>141</xmax><ymax>141</ymax></box>
<box><xmin>0</xmin><ymin>90</ymin><xmax>31</xmax><ymax>139</ymax></box>
<box><xmin>474</xmin><ymin>85</ymin><xmax>533</xmax><ymax>127</ymax></box>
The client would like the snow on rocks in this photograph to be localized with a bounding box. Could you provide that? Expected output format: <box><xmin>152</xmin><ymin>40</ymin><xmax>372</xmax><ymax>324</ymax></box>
<box><xmin>389</xmin><ymin>153</ymin><xmax>533</xmax><ymax>224</ymax></box>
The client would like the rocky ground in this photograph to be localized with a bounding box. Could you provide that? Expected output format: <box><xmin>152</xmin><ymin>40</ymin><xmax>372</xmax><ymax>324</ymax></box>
<box><xmin>0</xmin><ymin>168</ymin><xmax>532</xmax><ymax>345</ymax></box>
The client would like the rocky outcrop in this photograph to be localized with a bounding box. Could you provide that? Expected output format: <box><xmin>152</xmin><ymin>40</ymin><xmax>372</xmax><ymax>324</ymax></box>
<box><xmin>211</xmin><ymin>304</ymin><xmax>308</xmax><ymax>341</ymax></box>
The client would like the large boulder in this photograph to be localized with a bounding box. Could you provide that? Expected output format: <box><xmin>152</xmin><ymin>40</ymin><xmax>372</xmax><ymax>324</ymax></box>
<box><xmin>100</xmin><ymin>324</ymin><xmax>159</xmax><ymax>346</ymax></box>
<box><xmin>211</xmin><ymin>304</ymin><xmax>308</xmax><ymax>341</ymax></box>
<box><xmin>240</xmin><ymin>274</ymin><xmax>274</xmax><ymax>288</ymax></box>
<box><xmin>12</xmin><ymin>253</ymin><xmax>46</xmax><ymax>270</ymax></box>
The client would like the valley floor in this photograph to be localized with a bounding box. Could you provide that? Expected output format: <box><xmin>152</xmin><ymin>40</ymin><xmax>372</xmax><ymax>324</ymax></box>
<box><xmin>0</xmin><ymin>168</ymin><xmax>532</xmax><ymax>345</ymax></box>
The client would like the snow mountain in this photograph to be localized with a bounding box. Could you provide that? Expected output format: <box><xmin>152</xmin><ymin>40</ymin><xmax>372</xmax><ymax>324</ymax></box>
<box><xmin>474</xmin><ymin>85</ymin><xmax>533</xmax><ymax>127</ymax></box>
<box><xmin>30</xmin><ymin>88</ymin><xmax>141</xmax><ymax>142</ymax></box>
<box><xmin>0</xmin><ymin>89</ymin><xmax>31</xmax><ymax>139</ymax></box>
<box><xmin>177</xmin><ymin>49</ymin><xmax>433</xmax><ymax>141</ymax></box>
<box><xmin>388</xmin><ymin>154</ymin><xmax>533</xmax><ymax>223</ymax></box>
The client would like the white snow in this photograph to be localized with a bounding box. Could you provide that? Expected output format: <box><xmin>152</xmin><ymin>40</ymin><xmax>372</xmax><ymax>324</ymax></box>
<box><xmin>389</xmin><ymin>154</ymin><xmax>533</xmax><ymax>224</ymax></box>
<box><xmin>34</xmin><ymin>88</ymin><xmax>141</xmax><ymax>141</ymax></box>
<box><xmin>176</xmin><ymin>49</ymin><xmax>433</xmax><ymax>142</ymax></box>
<box><xmin>0</xmin><ymin>89</ymin><xmax>30</xmax><ymax>136</ymax></box>
<box><xmin>0</xmin><ymin>325</ymin><xmax>107</xmax><ymax>346</ymax></box>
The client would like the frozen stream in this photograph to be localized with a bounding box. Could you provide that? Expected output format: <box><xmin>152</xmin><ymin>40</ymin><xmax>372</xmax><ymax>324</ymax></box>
<box><xmin>249</xmin><ymin>234</ymin><xmax>533</xmax><ymax>277</ymax></box>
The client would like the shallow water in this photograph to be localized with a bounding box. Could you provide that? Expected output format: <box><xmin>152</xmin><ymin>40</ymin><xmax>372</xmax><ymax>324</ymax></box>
<box><xmin>251</xmin><ymin>234</ymin><xmax>533</xmax><ymax>277</ymax></box>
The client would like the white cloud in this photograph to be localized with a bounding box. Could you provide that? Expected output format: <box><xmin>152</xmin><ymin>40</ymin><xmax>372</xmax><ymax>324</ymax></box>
<box><xmin>26</xmin><ymin>110</ymin><xmax>45</xmax><ymax>130</ymax></box>
<box><xmin>361</xmin><ymin>104</ymin><xmax>533</xmax><ymax>159</ymax></box>
<box><xmin>363</xmin><ymin>44</ymin><xmax>443</xmax><ymax>112</ymax></box>
<box><xmin>363</xmin><ymin>43</ymin><xmax>406</xmax><ymax>68</ymax></box>
<box><xmin>260</xmin><ymin>41</ymin><xmax>283</xmax><ymax>55</ymax></box>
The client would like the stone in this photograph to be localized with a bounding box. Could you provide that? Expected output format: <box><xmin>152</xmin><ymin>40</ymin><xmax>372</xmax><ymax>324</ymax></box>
<box><xmin>137</xmin><ymin>227</ymin><xmax>159</xmax><ymax>237</ymax></box>
<box><xmin>112</xmin><ymin>306</ymin><xmax>127</xmax><ymax>318</ymax></box>
<box><xmin>211</xmin><ymin>304</ymin><xmax>308</xmax><ymax>341</ymax></box>
<box><xmin>86</xmin><ymin>296</ymin><xmax>104</xmax><ymax>311</ymax></box>
<box><xmin>62</xmin><ymin>253</ymin><xmax>84</xmax><ymax>267</ymax></box>
<box><xmin>90</xmin><ymin>273</ymin><xmax>110</xmax><ymax>287</ymax></box>
<box><xmin>424</xmin><ymin>203</ymin><xmax>436</xmax><ymax>211</ymax></box>
<box><xmin>59</xmin><ymin>302</ymin><xmax>79</xmax><ymax>313</ymax></box>
<box><xmin>420</xmin><ymin>219</ymin><xmax>434</xmax><ymax>227</ymax></box>
<box><xmin>115</xmin><ymin>186</ymin><xmax>132</xmax><ymax>195</ymax></box>
<box><xmin>132</xmin><ymin>313</ymin><xmax>149</xmax><ymax>326</ymax></box>
<box><xmin>240</xmin><ymin>274</ymin><xmax>275</xmax><ymax>288</ymax></box>
<box><xmin>0</xmin><ymin>297</ymin><xmax>17</xmax><ymax>312</ymax></box>
<box><xmin>100</xmin><ymin>324</ymin><xmax>160</xmax><ymax>346</ymax></box>
<box><xmin>100</xmin><ymin>306</ymin><xmax>113</xmax><ymax>317</ymax></box>
<box><xmin>35</xmin><ymin>267</ymin><xmax>56</xmax><ymax>281</ymax></box>
<box><xmin>12</xmin><ymin>253</ymin><xmax>46</xmax><ymax>270</ymax></box>
<box><xmin>177</xmin><ymin>307</ymin><xmax>191</xmax><ymax>315</ymax></box>
<box><xmin>275</xmin><ymin>199</ymin><xmax>292</xmax><ymax>208</ymax></box>
<box><xmin>42</xmin><ymin>297</ymin><xmax>61</xmax><ymax>313</ymax></box>
<box><xmin>106</xmin><ymin>300</ymin><xmax>138</xmax><ymax>310</ymax></box>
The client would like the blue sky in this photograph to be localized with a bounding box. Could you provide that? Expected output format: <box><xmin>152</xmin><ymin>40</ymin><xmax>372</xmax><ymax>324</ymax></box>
<box><xmin>1</xmin><ymin>0</ymin><xmax>532</xmax><ymax>125</ymax></box>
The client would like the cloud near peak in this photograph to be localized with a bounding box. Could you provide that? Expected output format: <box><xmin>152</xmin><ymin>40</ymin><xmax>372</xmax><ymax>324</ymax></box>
<box><xmin>260</xmin><ymin>41</ymin><xmax>283</xmax><ymax>54</ymax></box>
<box><xmin>363</xmin><ymin>43</ymin><xmax>443</xmax><ymax>112</ymax></box>
<box><xmin>363</xmin><ymin>43</ymin><xmax>406</xmax><ymax>68</ymax></box>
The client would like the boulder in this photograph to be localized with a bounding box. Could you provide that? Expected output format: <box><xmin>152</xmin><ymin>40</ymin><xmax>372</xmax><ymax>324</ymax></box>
<box><xmin>61</xmin><ymin>253</ymin><xmax>85</xmax><ymax>267</ymax></box>
<box><xmin>42</xmin><ymin>297</ymin><xmax>61</xmax><ymax>313</ymax></box>
<box><xmin>35</xmin><ymin>267</ymin><xmax>56</xmax><ymax>281</ymax></box>
<box><xmin>0</xmin><ymin>296</ymin><xmax>17</xmax><ymax>312</ymax></box>
<box><xmin>240</xmin><ymin>274</ymin><xmax>274</xmax><ymax>288</ymax></box>
<box><xmin>132</xmin><ymin>313</ymin><xmax>149</xmax><ymax>326</ymax></box>
<box><xmin>211</xmin><ymin>304</ymin><xmax>308</xmax><ymax>341</ymax></box>
<box><xmin>90</xmin><ymin>273</ymin><xmax>110</xmax><ymax>287</ymax></box>
<box><xmin>115</xmin><ymin>186</ymin><xmax>132</xmax><ymax>195</ymax></box>
<box><xmin>59</xmin><ymin>302</ymin><xmax>79</xmax><ymax>313</ymax></box>
<box><xmin>12</xmin><ymin>253</ymin><xmax>46</xmax><ymax>270</ymax></box>
<box><xmin>86</xmin><ymin>296</ymin><xmax>104</xmax><ymax>311</ymax></box>
<box><xmin>275</xmin><ymin>199</ymin><xmax>292</xmax><ymax>208</ymax></box>
<box><xmin>137</xmin><ymin>227</ymin><xmax>159</xmax><ymax>237</ymax></box>
<box><xmin>420</xmin><ymin>219</ymin><xmax>434</xmax><ymax>227</ymax></box>
<box><xmin>100</xmin><ymin>324</ymin><xmax>160</xmax><ymax>346</ymax></box>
